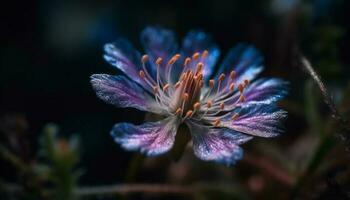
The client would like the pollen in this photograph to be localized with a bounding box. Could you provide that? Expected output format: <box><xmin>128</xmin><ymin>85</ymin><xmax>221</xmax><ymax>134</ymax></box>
<box><xmin>229</xmin><ymin>83</ymin><xmax>235</xmax><ymax>91</ymax></box>
<box><xmin>185</xmin><ymin>110</ymin><xmax>193</xmax><ymax>118</ymax></box>
<box><xmin>219</xmin><ymin>102</ymin><xmax>225</xmax><ymax>110</ymax></box>
<box><xmin>175</xmin><ymin>108</ymin><xmax>182</xmax><ymax>115</ymax></box>
<box><xmin>206</xmin><ymin>100</ymin><xmax>212</xmax><ymax>108</ymax></box>
<box><xmin>192</xmin><ymin>52</ymin><xmax>200</xmax><ymax>60</ymax></box>
<box><xmin>141</xmin><ymin>54</ymin><xmax>149</xmax><ymax>63</ymax></box>
<box><xmin>139</xmin><ymin>70</ymin><xmax>145</xmax><ymax>78</ymax></box>
<box><xmin>182</xmin><ymin>93</ymin><xmax>189</xmax><ymax>101</ymax></box>
<box><xmin>238</xmin><ymin>84</ymin><xmax>244</xmax><ymax>93</ymax></box>
<box><xmin>239</xmin><ymin>94</ymin><xmax>245</xmax><ymax>102</ymax></box>
<box><xmin>202</xmin><ymin>50</ymin><xmax>208</xmax><ymax>58</ymax></box>
<box><xmin>231</xmin><ymin>113</ymin><xmax>239</xmax><ymax>120</ymax></box>
<box><xmin>163</xmin><ymin>84</ymin><xmax>170</xmax><ymax>91</ymax></box>
<box><xmin>153</xmin><ymin>86</ymin><xmax>159</xmax><ymax>94</ymax></box>
<box><xmin>193</xmin><ymin>102</ymin><xmax>201</xmax><ymax>110</ymax></box>
<box><xmin>213</xmin><ymin>119</ymin><xmax>221</xmax><ymax>127</ymax></box>
<box><xmin>230</xmin><ymin>70</ymin><xmax>236</xmax><ymax>79</ymax></box>
<box><xmin>184</xmin><ymin>57</ymin><xmax>191</xmax><ymax>66</ymax></box>
<box><xmin>244</xmin><ymin>79</ymin><xmax>250</xmax><ymax>87</ymax></box>
<box><xmin>219</xmin><ymin>73</ymin><xmax>226</xmax><ymax>81</ymax></box>
<box><xmin>209</xmin><ymin>79</ymin><xmax>215</xmax><ymax>88</ymax></box>
<box><xmin>156</xmin><ymin>57</ymin><xmax>163</xmax><ymax>65</ymax></box>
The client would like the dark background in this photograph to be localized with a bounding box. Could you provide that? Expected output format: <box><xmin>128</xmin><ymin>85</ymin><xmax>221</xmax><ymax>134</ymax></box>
<box><xmin>1</xmin><ymin>0</ymin><xmax>350</xmax><ymax>199</ymax></box>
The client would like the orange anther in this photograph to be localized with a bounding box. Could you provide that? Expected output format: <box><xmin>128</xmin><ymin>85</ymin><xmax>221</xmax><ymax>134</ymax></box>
<box><xmin>213</xmin><ymin>119</ymin><xmax>221</xmax><ymax>127</ymax></box>
<box><xmin>219</xmin><ymin>73</ymin><xmax>226</xmax><ymax>81</ymax></box>
<box><xmin>230</xmin><ymin>70</ymin><xmax>236</xmax><ymax>79</ymax></box>
<box><xmin>156</xmin><ymin>57</ymin><xmax>163</xmax><ymax>65</ymax></box>
<box><xmin>192</xmin><ymin>52</ymin><xmax>200</xmax><ymax>60</ymax></box>
<box><xmin>238</xmin><ymin>84</ymin><xmax>244</xmax><ymax>93</ymax></box>
<box><xmin>141</xmin><ymin>54</ymin><xmax>149</xmax><ymax>62</ymax></box>
<box><xmin>244</xmin><ymin>79</ymin><xmax>250</xmax><ymax>86</ymax></box>
<box><xmin>209</xmin><ymin>79</ymin><xmax>215</xmax><ymax>88</ymax></box>
<box><xmin>139</xmin><ymin>70</ymin><xmax>145</xmax><ymax>78</ymax></box>
<box><xmin>163</xmin><ymin>84</ymin><xmax>170</xmax><ymax>91</ymax></box>
<box><xmin>231</xmin><ymin>113</ymin><xmax>239</xmax><ymax>120</ymax></box>
<box><xmin>202</xmin><ymin>50</ymin><xmax>209</xmax><ymax>58</ymax></box>
<box><xmin>193</xmin><ymin>102</ymin><xmax>201</xmax><ymax>110</ymax></box>
<box><xmin>220</xmin><ymin>102</ymin><xmax>225</xmax><ymax>110</ymax></box>
<box><xmin>206</xmin><ymin>100</ymin><xmax>212</xmax><ymax>108</ymax></box>
<box><xmin>184</xmin><ymin>57</ymin><xmax>191</xmax><ymax>66</ymax></box>
<box><xmin>239</xmin><ymin>94</ymin><xmax>245</xmax><ymax>102</ymax></box>
<box><xmin>175</xmin><ymin>108</ymin><xmax>182</xmax><ymax>115</ymax></box>
<box><xmin>185</xmin><ymin>110</ymin><xmax>193</xmax><ymax>118</ymax></box>
<box><xmin>182</xmin><ymin>93</ymin><xmax>189</xmax><ymax>101</ymax></box>
<box><xmin>229</xmin><ymin>83</ymin><xmax>235</xmax><ymax>91</ymax></box>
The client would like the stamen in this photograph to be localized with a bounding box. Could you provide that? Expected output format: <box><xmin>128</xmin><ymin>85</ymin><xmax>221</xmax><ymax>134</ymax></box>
<box><xmin>139</xmin><ymin>70</ymin><xmax>145</xmax><ymax>78</ymax></box>
<box><xmin>156</xmin><ymin>57</ymin><xmax>163</xmax><ymax>65</ymax></box>
<box><xmin>209</xmin><ymin>79</ymin><xmax>215</xmax><ymax>88</ymax></box>
<box><xmin>238</xmin><ymin>84</ymin><xmax>244</xmax><ymax>93</ymax></box>
<box><xmin>175</xmin><ymin>108</ymin><xmax>182</xmax><ymax>115</ymax></box>
<box><xmin>231</xmin><ymin>113</ymin><xmax>239</xmax><ymax>120</ymax></box>
<box><xmin>141</xmin><ymin>54</ymin><xmax>149</xmax><ymax>63</ymax></box>
<box><xmin>244</xmin><ymin>79</ymin><xmax>250</xmax><ymax>87</ymax></box>
<box><xmin>229</xmin><ymin>83</ymin><xmax>235</xmax><ymax>91</ymax></box>
<box><xmin>192</xmin><ymin>52</ymin><xmax>200</xmax><ymax>60</ymax></box>
<box><xmin>196</xmin><ymin>62</ymin><xmax>204</xmax><ymax>73</ymax></box>
<box><xmin>193</xmin><ymin>102</ymin><xmax>201</xmax><ymax>110</ymax></box>
<box><xmin>213</xmin><ymin>119</ymin><xmax>221</xmax><ymax>127</ymax></box>
<box><xmin>206</xmin><ymin>100</ymin><xmax>212</xmax><ymax>108</ymax></box>
<box><xmin>202</xmin><ymin>50</ymin><xmax>208</xmax><ymax>58</ymax></box>
<box><xmin>163</xmin><ymin>84</ymin><xmax>170</xmax><ymax>91</ymax></box>
<box><xmin>184</xmin><ymin>57</ymin><xmax>191</xmax><ymax>66</ymax></box>
<box><xmin>174</xmin><ymin>81</ymin><xmax>181</xmax><ymax>89</ymax></box>
<box><xmin>230</xmin><ymin>70</ymin><xmax>236</xmax><ymax>79</ymax></box>
<box><xmin>219</xmin><ymin>102</ymin><xmax>225</xmax><ymax>110</ymax></box>
<box><xmin>182</xmin><ymin>93</ymin><xmax>189</xmax><ymax>101</ymax></box>
<box><xmin>153</xmin><ymin>86</ymin><xmax>159</xmax><ymax>94</ymax></box>
<box><xmin>219</xmin><ymin>73</ymin><xmax>226</xmax><ymax>81</ymax></box>
<box><xmin>239</xmin><ymin>94</ymin><xmax>245</xmax><ymax>102</ymax></box>
<box><xmin>185</xmin><ymin>110</ymin><xmax>193</xmax><ymax>118</ymax></box>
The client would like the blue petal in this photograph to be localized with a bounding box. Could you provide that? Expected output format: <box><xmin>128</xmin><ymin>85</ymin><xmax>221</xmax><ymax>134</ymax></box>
<box><xmin>111</xmin><ymin>117</ymin><xmax>180</xmax><ymax>156</ymax></box>
<box><xmin>103</xmin><ymin>39</ymin><xmax>153</xmax><ymax>92</ymax></box>
<box><xmin>241</xmin><ymin>78</ymin><xmax>289</xmax><ymax>105</ymax></box>
<box><xmin>141</xmin><ymin>26</ymin><xmax>178</xmax><ymax>59</ymax></box>
<box><xmin>140</xmin><ymin>26</ymin><xmax>180</xmax><ymax>83</ymax></box>
<box><xmin>216</xmin><ymin>44</ymin><xmax>263</xmax><ymax>84</ymax></box>
<box><xmin>186</xmin><ymin>120</ymin><xmax>252</xmax><ymax>166</ymax></box>
<box><xmin>90</xmin><ymin>74</ymin><xmax>163</xmax><ymax>114</ymax></box>
<box><xmin>222</xmin><ymin>103</ymin><xmax>287</xmax><ymax>137</ymax></box>
<box><xmin>181</xmin><ymin>30</ymin><xmax>220</xmax><ymax>80</ymax></box>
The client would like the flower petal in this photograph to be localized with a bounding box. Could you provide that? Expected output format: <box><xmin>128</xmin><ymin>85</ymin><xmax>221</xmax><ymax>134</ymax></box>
<box><xmin>141</xmin><ymin>26</ymin><xmax>178</xmax><ymax>61</ymax></box>
<box><xmin>111</xmin><ymin>117</ymin><xmax>180</xmax><ymax>156</ymax></box>
<box><xmin>216</xmin><ymin>44</ymin><xmax>263</xmax><ymax>84</ymax></box>
<box><xmin>241</xmin><ymin>78</ymin><xmax>289</xmax><ymax>104</ymax></box>
<box><xmin>181</xmin><ymin>30</ymin><xmax>220</xmax><ymax>80</ymax></box>
<box><xmin>222</xmin><ymin>104</ymin><xmax>287</xmax><ymax>137</ymax></box>
<box><xmin>103</xmin><ymin>39</ymin><xmax>152</xmax><ymax>92</ymax></box>
<box><xmin>90</xmin><ymin>74</ymin><xmax>163</xmax><ymax>114</ymax></box>
<box><xmin>221</xmin><ymin>78</ymin><xmax>289</xmax><ymax>111</ymax></box>
<box><xmin>186</xmin><ymin>120</ymin><xmax>252</xmax><ymax>165</ymax></box>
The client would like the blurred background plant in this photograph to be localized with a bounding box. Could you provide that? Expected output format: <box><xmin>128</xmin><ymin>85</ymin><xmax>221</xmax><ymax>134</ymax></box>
<box><xmin>1</xmin><ymin>0</ymin><xmax>349</xmax><ymax>199</ymax></box>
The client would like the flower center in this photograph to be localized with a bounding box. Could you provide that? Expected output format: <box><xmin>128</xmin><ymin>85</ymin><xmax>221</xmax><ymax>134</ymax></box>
<box><xmin>138</xmin><ymin>51</ymin><xmax>249</xmax><ymax>125</ymax></box>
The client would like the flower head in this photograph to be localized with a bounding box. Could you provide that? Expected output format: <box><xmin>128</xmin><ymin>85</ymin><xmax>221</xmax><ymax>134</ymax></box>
<box><xmin>91</xmin><ymin>26</ymin><xmax>288</xmax><ymax>165</ymax></box>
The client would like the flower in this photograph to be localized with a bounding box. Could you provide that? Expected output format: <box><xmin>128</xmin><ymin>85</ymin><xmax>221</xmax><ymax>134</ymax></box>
<box><xmin>91</xmin><ymin>26</ymin><xmax>288</xmax><ymax>165</ymax></box>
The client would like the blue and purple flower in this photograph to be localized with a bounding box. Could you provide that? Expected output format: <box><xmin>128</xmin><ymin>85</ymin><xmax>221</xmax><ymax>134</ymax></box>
<box><xmin>91</xmin><ymin>27</ymin><xmax>288</xmax><ymax>165</ymax></box>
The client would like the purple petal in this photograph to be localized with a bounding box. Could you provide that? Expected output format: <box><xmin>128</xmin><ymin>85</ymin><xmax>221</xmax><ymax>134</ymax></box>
<box><xmin>181</xmin><ymin>31</ymin><xmax>220</xmax><ymax>80</ymax></box>
<box><xmin>223</xmin><ymin>78</ymin><xmax>289</xmax><ymax>110</ymax></box>
<box><xmin>111</xmin><ymin>117</ymin><xmax>180</xmax><ymax>156</ymax></box>
<box><xmin>90</xmin><ymin>74</ymin><xmax>163</xmax><ymax>114</ymax></box>
<box><xmin>103</xmin><ymin>39</ymin><xmax>152</xmax><ymax>92</ymax></box>
<box><xmin>216</xmin><ymin>44</ymin><xmax>263</xmax><ymax>84</ymax></box>
<box><xmin>186</xmin><ymin>120</ymin><xmax>252</xmax><ymax>165</ymax></box>
<box><xmin>222</xmin><ymin>104</ymin><xmax>287</xmax><ymax>137</ymax></box>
